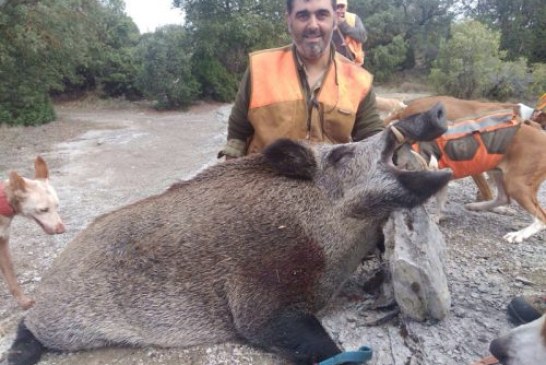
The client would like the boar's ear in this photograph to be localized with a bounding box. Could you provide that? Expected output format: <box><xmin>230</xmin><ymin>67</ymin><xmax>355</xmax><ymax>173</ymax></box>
<box><xmin>263</xmin><ymin>139</ymin><xmax>317</xmax><ymax>180</ymax></box>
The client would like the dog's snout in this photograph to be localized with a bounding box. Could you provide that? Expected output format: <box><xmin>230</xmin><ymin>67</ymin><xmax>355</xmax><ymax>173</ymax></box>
<box><xmin>489</xmin><ymin>338</ymin><xmax>509</xmax><ymax>364</ymax></box>
<box><xmin>55</xmin><ymin>222</ymin><xmax>66</xmax><ymax>234</ymax></box>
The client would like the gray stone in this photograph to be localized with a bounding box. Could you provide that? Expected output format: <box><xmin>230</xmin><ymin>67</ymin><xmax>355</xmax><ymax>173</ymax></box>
<box><xmin>383</xmin><ymin>206</ymin><xmax>451</xmax><ymax>321</ymax></box>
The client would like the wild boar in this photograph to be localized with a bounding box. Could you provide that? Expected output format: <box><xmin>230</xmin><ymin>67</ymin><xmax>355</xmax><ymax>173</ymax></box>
<box><xmin>7</xmin><ymin>105</ymin><xmax>450</xmax><ymax>365</ymax></box>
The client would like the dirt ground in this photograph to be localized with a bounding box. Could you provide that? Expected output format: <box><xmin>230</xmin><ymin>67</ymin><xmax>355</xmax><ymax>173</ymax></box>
<box><xmin>0</xmin><ymin>90</ymin><xmax>544</xmax><ymax>365</ymax></box>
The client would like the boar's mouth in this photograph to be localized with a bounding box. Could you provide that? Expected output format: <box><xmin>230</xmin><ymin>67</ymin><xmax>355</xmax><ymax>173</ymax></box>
<box><xmin>379</xmin><ymin>104</ymin><xmax>452</xmax><ymax>202</ymax></box>
<box><xmin>381</xmin><ymin>103</ymin><xmax>448</xmax><ymax>164</ymax></box>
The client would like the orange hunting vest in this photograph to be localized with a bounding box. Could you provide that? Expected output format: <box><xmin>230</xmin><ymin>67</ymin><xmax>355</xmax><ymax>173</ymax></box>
<box><xmin>416</xmin><ymin>111</ymin><xmax>520</xmax><ymax>179</ymax></box>
<box><xmin>343</xmin><ymin>12</ymin><xmax>365</xmax><ymax>66</ymax></box>
<box><xmin>247</xmin><ymin>46</ymin><xmax>373</xmax><ymax>155</ymax></box>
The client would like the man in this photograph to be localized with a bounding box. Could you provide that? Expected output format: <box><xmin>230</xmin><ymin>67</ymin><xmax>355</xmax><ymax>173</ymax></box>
<box><xmin>332</xmin><ymin>0</ymin><xmax>367</xmax><ymax>65</ymax></box>
<box><xmin>218</xmin><ymin>0</ymin><xmax>383</xmax><ymax>159</ymax></box>
<box><xmin>530</xmin><ymin>92</ymin><xmax>546</xmax><ymax>129</ymax></box>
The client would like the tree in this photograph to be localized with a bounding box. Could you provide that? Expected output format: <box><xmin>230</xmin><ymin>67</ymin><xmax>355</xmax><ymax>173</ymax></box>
<box><xmin>348</xmin><ymin>0</ymin><xmax>454</xmax><ymax>79</ymax></box>
<box><xmin>462</xmin><ymin>0</ymin><xmax>546</xmax><ymax>63</ymax></box>
<box><xmin>429</xmin><ymin>20</ymin><xmax>530</xmax><ymax>100</ymax></box>
<box><xmin>173</xmin><ymin>0</ymin><xmax>288</xmax><ymax>101</ymax></box>
<box><xmin>135</xmin><ymin>25</ymin><xmax>200</xmax><ymax>109</ymax></box>
<box><xmin>0</xmin><ymin>0</ymin><xmax>94</xmax><ymax>125</ymax></box>
<box><xmin>0</xmin><ymin>0</ymin><xmax>143</xmax><ymax>125</ymax></box>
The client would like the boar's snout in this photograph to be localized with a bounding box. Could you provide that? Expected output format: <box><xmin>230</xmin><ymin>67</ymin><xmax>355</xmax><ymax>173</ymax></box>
<box><xmin>391</xmin><ymin>103</ymin><xmax>448</xmax><ymax>142</ymax></box>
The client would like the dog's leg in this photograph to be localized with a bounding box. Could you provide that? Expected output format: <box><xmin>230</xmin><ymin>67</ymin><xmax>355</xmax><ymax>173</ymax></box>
<box><xmin>435</xmin><ymin>185</ymin><xmax>449</xmax><ymax>223</ymax></box>
<box><xmin>428</xmin><ymin>155</ymin><xmax>448</xmax><ymax>222</ymax></box>
<box><xmin>0</xmin><ymin>235</ymin><xmax>35</xmax><ymax>309</ymax></box>
<box><xmin>472</xmin><ymin>173</ymin><xmax>493</xmax><ymax>201</ymax></box>
<box><xmin>466</xmin><ymin>170</ymin><xmax>509</xmax><ymax>211</ymax></box>
<box><xmin>504</xmin><ymin>217</ymin><xmax>546</xmax><ymax>243</ymax></box>
<box><xmin>502</xmin><ymin>177</ymin><xmax>546</xmax><ymax>243</ymax></box>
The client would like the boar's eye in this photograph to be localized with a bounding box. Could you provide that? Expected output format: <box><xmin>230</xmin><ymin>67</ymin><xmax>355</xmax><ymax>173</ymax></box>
<box><xmin>327</xmin><ymin>145</ymin><xmax>354</xmax><ymax>166</ymax></box>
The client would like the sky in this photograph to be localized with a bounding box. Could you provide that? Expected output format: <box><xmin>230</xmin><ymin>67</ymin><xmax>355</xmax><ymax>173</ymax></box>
<box><xmin>124</xmin><ymin>0</ymin><xmax>184</xmax><ymax>34</ymax></box>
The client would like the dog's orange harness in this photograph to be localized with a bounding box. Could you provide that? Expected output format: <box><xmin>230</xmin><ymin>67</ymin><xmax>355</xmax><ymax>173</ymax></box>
<box><xmin>414</xmin><ymin>110</ymin><xmax>521</xmax><ymax>179</ymax></box>
<box><xmin>0</xmin><ymin>182</ymin><xmax>15</xmax><ymax>217</ymax></box>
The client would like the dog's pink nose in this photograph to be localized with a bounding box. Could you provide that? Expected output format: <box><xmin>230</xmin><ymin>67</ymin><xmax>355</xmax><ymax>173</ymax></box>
<box><xmin>55</xmin><ymin>222</ymin><xmax>66</xmax><ymax>234</ymax></box>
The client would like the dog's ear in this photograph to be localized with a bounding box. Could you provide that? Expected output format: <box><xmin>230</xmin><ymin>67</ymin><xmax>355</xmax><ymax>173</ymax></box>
<box><xmin>9</xmin><ymin>171</ymin><xmax>26</xmax><ymax>192</ymax></box>
<box><xmin>34</xmin><ymin>156</ymin><xmax>49</xmax><ymax>180</ymax></box>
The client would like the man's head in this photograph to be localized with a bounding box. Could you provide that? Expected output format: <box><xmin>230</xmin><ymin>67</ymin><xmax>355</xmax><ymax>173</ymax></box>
<box><xmin>286</xmin><ymin>0</ymin><xmax>337</xmax><ymax>14</ymax></box>
<box><xmin>285</xmin><ymin>0</ymin><xmax>337</xmax><ymax>62</ymax></box>
<box><xmin>336</xmin><ymin>0</ymin><xmax>347</xmax><ymax>17</ymax></box>
<box><xmin>531</xmin><ymin>93</ymin><xmax>546</xmax><ymax>129</ymax></box>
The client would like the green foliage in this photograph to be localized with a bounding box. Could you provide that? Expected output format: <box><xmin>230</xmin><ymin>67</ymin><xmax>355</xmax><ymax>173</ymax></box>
<box><xmin>135</xmin><ymin>26</ymin><xmax>200</xmax><ymax>110</ymax></box>
<box><xmin>464</xmin><ymin>0</ymin><xmax>546</xmax><ymax>63</ymax></box>
<box><xmin>174</xmin><ymin>0</ymin><xmax>288</xmax><ymax>101</ymax></box>
<box><xmin>191</xmin><ymin>51</ymin><xmax>238</xmax><ymax>102</ymax></box>
<box><xmin>0</xmin><ymin>0</ymin><xmax>93</xmax><ymax>125</ymax></box>
<box><xmin>528</xmin><ymin>63</ymin><xmax>546</xmax><ymax>100</ymax></box>
<box><xmin>0</xmin><ymin>0</ymin><xmax>143</xmax><ymax>125</ymax></box>
<box><xmin>486</xmin><ymin>58</ymin><xmax>529</xmax><ymax>101</ymax></box>
<box><xmin>0</xmin><ymin>94</ymin><xmax>56</xmax><ymax>126</ymax></box>
<box><xmin>429</xmin><ymin>20</ymin><xmax>541</xmax><ymax>101</ymax></box>
<box><xmin>350</xmin><ymin>0</ymin><xmax>454</xmax><ymax>77</ymax></box>
<box><xmin>86</xmin><ymin>1</ymin><xmax>143</xmax><ymax>99</ymax></box>
<box><xmin>429</xmin><ymin>21</ymin><xmax>505</xmax><ymax>98</ymax></box>
<box><xmin>366</xmin><ymin>35</ymin><xmax>407</xmax><ymax>82</ymax></box>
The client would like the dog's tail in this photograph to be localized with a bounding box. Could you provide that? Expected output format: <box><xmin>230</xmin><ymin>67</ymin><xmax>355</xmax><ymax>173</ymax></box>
<box><xmin>6</xmin><ymin>320</ymin><xmax>45</xmax><ymax>365</ymax></box>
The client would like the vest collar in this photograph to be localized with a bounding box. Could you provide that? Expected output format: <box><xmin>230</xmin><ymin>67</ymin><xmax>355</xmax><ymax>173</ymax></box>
<box><xmin>0</xmin><ymin>182</ymin><xmax>15</xmax><ymax>218</ymax></box>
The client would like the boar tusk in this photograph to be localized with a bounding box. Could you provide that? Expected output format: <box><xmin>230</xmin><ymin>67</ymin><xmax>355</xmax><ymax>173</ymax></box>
<box><xmin>410</xmin><ymin>150</ymin><xmax>429</xmax><ymax>169</ymax></box>
<box><xmin>390</xmin><ymin>126</ymin><xmax>405</xmax><ymax>143</ymax></box>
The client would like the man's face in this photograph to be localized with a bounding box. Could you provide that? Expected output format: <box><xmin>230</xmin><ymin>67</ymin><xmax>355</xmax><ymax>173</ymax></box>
<box><xmin>335</xmin><ymin>3</ymin><xmax>346</xmax><ymax>20</ymax></box>
<box><xmin>286</xmin><ymin>0</ymin><xmax>336</xmax><ymax>61</ymax></box>
<box><xmin>532</xmin><ymin>110</ymin><xmax>546</xmax><ymax>129</ymax></box>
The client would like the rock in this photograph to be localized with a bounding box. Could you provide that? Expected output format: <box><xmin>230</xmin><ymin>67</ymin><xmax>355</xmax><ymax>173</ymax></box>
<box><xmin>383</xmin><ymin>206</ymin><xmax>451</xmax><ymax>321</ymax></box>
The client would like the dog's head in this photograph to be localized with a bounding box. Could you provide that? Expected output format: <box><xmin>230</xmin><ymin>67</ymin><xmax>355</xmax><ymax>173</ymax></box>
<box><xmin>8</xmin><ymin>156</ymin><xmax>65</xmax><ymax>235</ymax></box>
<box><xmin>489</xmin><ymin>314</ymin><xmax>546</xmax><ymax>365</ymax></box>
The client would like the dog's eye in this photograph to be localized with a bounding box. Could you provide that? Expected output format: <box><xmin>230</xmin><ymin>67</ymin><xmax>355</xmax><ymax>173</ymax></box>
<box><xmin>39</xmin><ymin>208</ymin><xmax>49</xmax><ymax>213</ymax></box>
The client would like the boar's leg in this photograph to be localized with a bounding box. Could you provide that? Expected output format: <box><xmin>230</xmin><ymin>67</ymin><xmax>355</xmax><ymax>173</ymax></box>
<box><xmin>254</xmin><ymin>309</ymin><xmax>342</xmax><ymax>364</ymax></box>
<box><xmin>232</xmin><ymin>303</ymin><xmax>359</xmax><ymax>365</ymax></box>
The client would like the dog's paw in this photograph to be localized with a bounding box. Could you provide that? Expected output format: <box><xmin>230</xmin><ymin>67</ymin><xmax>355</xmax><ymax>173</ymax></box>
<box><xmin>491</xmin><ymin>206</ymin><xmax>516</xmax><ymax>215</ymax></box>
<box><xmin>503</xmin><ymin>231</ymin><xmax>523</xmax><ymax>243</ymax></box>
<box><xmin>16</xmin><ymin>295</ymin><xmax>35</xmax><ymax>310</ymax></box>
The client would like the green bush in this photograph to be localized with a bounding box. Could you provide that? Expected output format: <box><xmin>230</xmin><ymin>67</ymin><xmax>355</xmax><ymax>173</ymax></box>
<box><xmin>429</xmin><ymin>20</ymin><xmax>545</xmax><ymax>101</ymax></box>
<box><xmin>485</xmin><ymin>58</ymin><xmax>528</xmax><ymax>101</ymax></box>
<box><xmin>366</xmin><ymin>35</ymin><xmax>407</xmax><ymax>82</ymax></box>
<box><xmin>191</xmin><ymin>52</ymin><xmax>238</xmax><ymax>102</ymax></box>
<box><xmin>429</xmin><ymin>21</ymin><xmax>505</xmax><ymax>99</ymax></box>
<box><xmin>0</xmin><ymin>95</ymin><xmax>56</xmax><ymax>126</ymax></box>
<box><xmin>136</xmin><ymin>26</ymin><xmax>200</xmax><ymax>110</ymax></box>
<box><xmin>528</xmin><ymin>63</ymin><xmax>546</xmax><ymax>100</ymax></box>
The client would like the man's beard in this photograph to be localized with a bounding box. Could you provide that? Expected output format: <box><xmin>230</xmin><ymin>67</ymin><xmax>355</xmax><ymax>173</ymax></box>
<box><xmin>300</xmin><ymin>29</ymin><xmax>330</xmax><ymax>59</ymax></box>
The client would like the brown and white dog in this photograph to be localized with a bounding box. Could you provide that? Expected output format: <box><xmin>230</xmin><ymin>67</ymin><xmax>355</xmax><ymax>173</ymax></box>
<box><xmin>489</xmin><ymin>314</ymin><xmax>546</xmax><ymax>365</ymax></box>
<box><xmin>384</xmin><ymin>95</ymin><xmax>519</xmax><ymax>202</ymax></box>
<box><xmin>413</xmin><ymin>121</ymin><xmax>546</xmax><ymax>242</ymax></box>
<box><xmin>0</xmin><ymin>156</ymin><xmax>65</xmax><ymax>309</ymax></box>
<box><xmin>376</xmin><ymin>95</ymin><xmax>407</xmax><ymax>117</ymax></box>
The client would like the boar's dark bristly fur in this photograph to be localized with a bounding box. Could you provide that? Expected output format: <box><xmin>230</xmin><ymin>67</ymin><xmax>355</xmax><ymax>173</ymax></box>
<box><xmin>7</xmin><ymin>107</ymin><xmax>451</xmax><ymax>365</ymax></box>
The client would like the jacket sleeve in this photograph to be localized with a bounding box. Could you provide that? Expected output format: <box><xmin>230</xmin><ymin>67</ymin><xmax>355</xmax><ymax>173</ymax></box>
<box><xmin>338</xmin><ymin>14</ymin><xmax>367</xmax><ymax>44</ymax></box>
<box><xmin>218</xmin><ymin>69</ymin><xmax>254</xmax><ymax>158</ymax></box>
<box><xmin>351</xmin><ymin>88</ymin><xmax>384</xmax><ymax>141</ymax></box>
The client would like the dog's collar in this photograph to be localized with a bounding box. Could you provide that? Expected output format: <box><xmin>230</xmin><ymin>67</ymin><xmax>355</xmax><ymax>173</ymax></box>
<box><xmin>0</xmin><ymin>182</ymin><xmax>15</xmax><ymax>218</ymax></box>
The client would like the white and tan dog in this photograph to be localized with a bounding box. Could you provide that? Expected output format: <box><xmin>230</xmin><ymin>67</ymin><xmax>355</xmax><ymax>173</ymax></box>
<box><xmin>489</xmin><ymin>314</ymin><xmax>546</xmax><ymax>365</ymax></box>
<box><xmin>0</xmin><ymin>156</ymin><xmax>65</xmax><ymax>309</ymax></box>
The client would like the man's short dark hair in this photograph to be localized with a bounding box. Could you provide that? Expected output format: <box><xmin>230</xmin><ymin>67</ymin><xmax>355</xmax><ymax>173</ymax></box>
<box><xmin>286</xmin><ymin>0</ymin><xmax>337</xmax><ymax>14</ymax></box>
